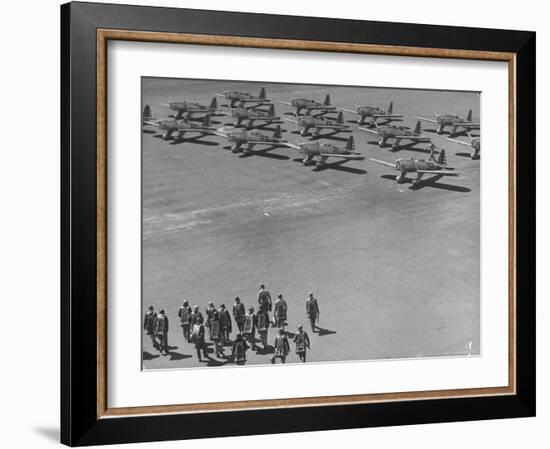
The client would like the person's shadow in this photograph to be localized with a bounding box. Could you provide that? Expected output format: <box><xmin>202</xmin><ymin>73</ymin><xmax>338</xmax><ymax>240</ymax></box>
<box><xmin>142</xmin><ymin>351</ymin><xmax>160</xmax><ymax>361</ymax></box>
<box><xmin>314</xmin><ymin>326</ymin><xmax>337</xmax><ymax>336</ymax></box>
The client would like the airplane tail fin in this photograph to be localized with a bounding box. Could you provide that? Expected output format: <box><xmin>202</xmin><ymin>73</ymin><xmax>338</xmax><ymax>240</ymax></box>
<box><xmin>324</xmin><ymin>94</ymin><xmax>331</xmax><ymax>106</ymax></box>
<box><xmin>268</xmin><ymin>103</ymin><xmax>275</xmax><ymax>115</ymax></box>
<box><xmin>143</xmin><ymin>104</ymin><xmax>152</xmax><ymax>121</ymax></box>
<box><xmin>345</xmin><ymin>136</ymin><xmax>355</xmax><ymax>151</ymax></box>
<box><xmin>202</xmin><ymin>115</ymin><xmax>210</xmax><ymax>127</ymax></box>
<box><xmin>466</xmin><ymin>109</ymin><xmax>472</xmax><ymax>122</ymax></box>
<box><xmin>437</xmin><ymin>148</ymin><xmax>447</xmax><ymax>165</ymax></box>
<box><xmin>259</xmin><ymin>87</ymin><xmax>266</xmax><ymax>100</ymax></box>
<box><xmin>337</xmin><ymin>111</ymin><xmax>344</xmax><ymax>124</ymax></box>
<box><xmin>210</xmin><ymin>97</ymin><xmax>217</xmax><ymax>110</ymax></box>
<box><xmin>388</xmin><ymin>101</ymin><xmax>393</xmax><ymax>114</ymax></box>
<box><xmin>414</xmin><ymin>120</ymin><xmax>422</xmax><ymax>135</ymax></box>
<box><xmin>273</xmin><ymin>124</ymin><xmax>282</xmax><ymax>139</ymax></box>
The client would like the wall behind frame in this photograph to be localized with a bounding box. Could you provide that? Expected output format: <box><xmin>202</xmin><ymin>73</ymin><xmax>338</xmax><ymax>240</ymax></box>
<box><xmin>0</xmin><ymin>0</ymin><xmax>545</xmax><ymax>448</ymax></box>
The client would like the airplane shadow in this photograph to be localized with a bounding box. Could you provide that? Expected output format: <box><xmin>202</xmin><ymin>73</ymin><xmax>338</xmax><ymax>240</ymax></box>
<box><xmin>314</xmin><ymin>326</ymin><xmax>337</xmax><ymax>337</ymax></box>
<box><xmin>309</xmin><ymin>131</ymin><xmax>353</xmax><ymax>142</ymax></box>
<box><xmin>239</xmin><ymin>146</ymin><xmax>290</xmax><ymax>160</ymax></box>
<box><xmin>390</xmin><ymin>142</ymin><xmax>435</xmax><ymax>153</ymax></box>
<box><xmin>455</xmin><ymin>151</ymin><xmax>476</xmax><ymax>158</ymax></box>
<box><xmin>293</xmin><ymin>158</ymin><xmax>367</xmax><ymax>175</ymax></box>
<box><xmin>142</xmin><ymin>129</ymin><xmax>156</xmax><ymax>134</ymax></box>
<box><xmin>380</xmin><ymin>174</ymin><xmax>471</xmax><ymax>192</ymax></box>
<box><xmin>142</xmin><ymin>351</ymin><xmax>160</xmax><ymax>361</ymax></box>
<box><xmin>170</xmin><ymin>136</ymin><xmax>219</xmax><ymax>146</ymax></box>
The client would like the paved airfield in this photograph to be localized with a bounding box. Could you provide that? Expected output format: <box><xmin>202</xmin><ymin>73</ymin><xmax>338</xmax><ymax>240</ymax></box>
<box><xmin>142</xmin><ymin>78</ymin><xmax>480</xmax><ymax>369</ymax></box>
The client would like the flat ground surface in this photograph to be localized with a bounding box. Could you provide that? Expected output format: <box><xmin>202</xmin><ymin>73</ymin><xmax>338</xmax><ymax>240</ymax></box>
<box><xmin>141</xmin><ymin>78</ymin><xmax>480</xmax><ymax>370</ymax></box>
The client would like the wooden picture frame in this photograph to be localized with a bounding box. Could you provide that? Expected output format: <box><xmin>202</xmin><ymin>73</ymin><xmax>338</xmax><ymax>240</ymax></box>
<box><xmin>61</xmin><ymin>2</ymin><xmax>535</xmax><ymax>446</ymax></box>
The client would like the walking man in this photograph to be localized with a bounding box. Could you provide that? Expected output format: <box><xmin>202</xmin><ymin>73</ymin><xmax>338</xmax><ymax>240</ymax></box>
<box><xmin>154</xmin><ymin>308</ymin><xmax>169</xmax><ymax>355</ymax></box>
<box><xmin>273</xmin><ymin>293</ymin><xmax>288</xmax><ymax>329</ymax></box>
<box><xmin>256</xmin><ymin>308</ymin><xmax>270</xmax><ymax>348</ymax></box>
<box><xmin>232</xmin><ymin>297</ymin><xmax>246</xmax><ymax>332</ymax></box>
<box><xmin>205</xmin><ymin>301</ymin><xmax>216</xmax><ymax>340</ymax></box>
<box><xmin>293</xmin><ymin>324</ymin><xmax>311</xmax><ymax>363</ymax></box>
<box><xmin>271</xmin><ymin>328</ymin><xmax>290</xmax><ymax>364</ymax></box>
<box><xmin>306</xmin><ymin>292</ymin><xmax>320</xmax><ymax>333</ymax></box>
<box><xmin>178</xmin><ymin>300</ymin><xmax>192</xmax><ymax>342</ymax></box>
<box><xmin>143</xmin><ymin>305</ymin><xmax>158</xmax><ymax>350</ymax></box>
<box><xmin>232</xmin><ymin>333</ymin><xmax>249</xmax><ymax>364</ymax></box>
<box><xmin>191</xmin><ymin>321</ymin><xmax>208</xmax><ymax>362</ymax></box>
<box><xmin>209</xmin><ymin>307</ymin><xmax>224</xmax><ymax>358</ymax></box>
<box><xmin>257</xmin><ymin>284</ymin><xmax>272</xmax><ymax>321</ymax></box>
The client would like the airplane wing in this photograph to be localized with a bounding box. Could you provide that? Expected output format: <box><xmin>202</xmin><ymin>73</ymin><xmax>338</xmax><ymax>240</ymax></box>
<box><xmin>320</xmin><ymin>153</ymin><xmax>363</xmax><ymax>159</ymax></box>
<box><xmin>417</xmin><ymin>116</ymin><xmax>438</xmax><ymax>124</ymax></box>
<box><xmin>159</xmin><ymin>103</ymin><xmax>172</xmax><ymax>108</ymax></box>
<box><xmin>282</xmin><ymin>143</ymin><xmax>301</xmax><ymax>150</ymax></box>
<box><xmin>281</xmin><ymin>117</ymin><xmax>298</xmax><ymax>124</ymax></box>
<box><xmin>214</xmin><ymin>93</ymin><xmax>226</xmax><ymax>98</ymax></box>
<box><xmin>416</xmin><ymin>170</ymin><xmax>461</xmax><ymax>175</ymax></box>
<box><xmin>338</xmin><ymin>107</ymin><xmax>357</xmax><ymax>114</ymax></box>
<box><xmin>395</xmin><ymin>135</ymin><xmax>431</xmax><ymax>141</ymax></box>
<box><xmin>245</xmin><ymin>140</ymin><xmax>286</xmax><ymax>145</ymax></box>
<box><xmin>314</xmin><ymin>124</ymin><xmax>347</xmax><ymax>129</ymax></box>
<box><xmin>447</xmin><ymin>138</ymin><xmax>470</xmax><ymax>146</ymax></box>
<box><xmin>212</xmin><ymin>131</ymin><xmax>229</xmax><ymax>138</ymax></box>
<box><xmin>372</xmin><ymin>114</ymin><xmax>404</xmax><ymax>119</ymax></box>
<box><xmin>276</xmin><ymin>100</ymin><xmax>294</xmax><ymax>106</ymax></box>
<box><xmin>459</xmin><ymin>122</ymin><xmax>480</xmax><ymax>128</ymax></box>
<box><xmin>358</xmin><ymin>126</ymin><xmax>379</xmax><ymax>134</ymax></box>
<box><xmin>369</xmin><ymin>158</ymin><xmax>396</xmax><ymax>168</ymax></box>
<box><xmin>307</xmin><ymin>105</ymin><xmax>336</xmax><ymax>110</ymax></box>
<box><xmin>143</xmin><ymin>120</ymin><xmax>160</xmax><ymax>127</ymax></box>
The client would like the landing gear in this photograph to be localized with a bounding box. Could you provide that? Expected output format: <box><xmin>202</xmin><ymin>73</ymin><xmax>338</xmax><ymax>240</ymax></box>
<box><xmin>396</xmin><ymin>173</ymin><xmax>406</xmax><ymax>184</ymax></box>
<box><xmin>302</xmin><ymin>155</ymin><xmax>315</xmax><ymax>166</ymax></box>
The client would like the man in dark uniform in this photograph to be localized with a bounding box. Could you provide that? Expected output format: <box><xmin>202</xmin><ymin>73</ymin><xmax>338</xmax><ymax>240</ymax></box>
<box><xmin>273</xmin><ymin>293</ymin><xmax>288</xmax><ymax>329</ymax></box>
<box><xmin>205</xmin><ymin>301</ymin><xmax>216</xmax><ymax>340</ymax></box>
<box><xmin>191</xmin><ymin>321</ymin><xmax>208</xmax><ymax>362</ymax></box>
<box><xmin>209</xmin><ymin>307</ymin><xmax>224</xmax><ymax>358</ymax></box>
<box><xmin>293</xmin><ymin>324</ymin><xmax>311</xmax><ymax>363</ymax></box>
<box><xmin>189</xmin><ymin>305</ymin><xmax>204</xmax><ymax>326</ymax></box>
<box><xmin>257</xmin><ymin>284</ymin><xmax>272</xmax><ymax>322</ymax></box>
<box><xmin>243</xmin><ymin>306</ymin><xmax>257</xmax><ymax>350</ymax></box>
<box><xmin>154</xmin><ymin>308</ymin><xmax>169</xmax><ymax>355</ymax></box>
<box><xmin>256</xmin><ymin>308</ymin><xmax>270</xmax><ymax>348</ymax></box>
<box><xmin>232</xmin><ymin>297</ymin><xmax>246</xmax><ymax>332</ymax></box>
<box><xmin>306</xmin><ymin>292</ymin><xmax>320</xmax><ymax>333</ymax></box>
<box><xmin>232</xmin><ymin>333</ymin><xmax>249</xmax><ymax>364</ymax></box>
<box><xmin>271</xmin><ymin>328</ymin><xmax>290</xmax><ymax>364</ymax></box>
<box><xmin>143</xmin><ymin>305</ymin><xmax>158</xmax><ymax>350</ymax></box>
<box><xmin>178</xmin><ymin>300</ymin><xmax>192</xmax><ymax>342</ymax></box>
<box><xmin>218</xmin><ymin>304</ymin><xmax>232</xmax><ymax>346</ymax></box>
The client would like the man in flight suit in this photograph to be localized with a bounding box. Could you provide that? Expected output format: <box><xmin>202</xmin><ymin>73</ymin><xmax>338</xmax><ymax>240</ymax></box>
<box><xmin>306</xmin><ymin>292</ymin><xmax>320</xmax><ymax>333</ymax></box>
<box><xmin>154</xmin><ymin>308</ymin><xmax>169</xmax><ymax>356</ymax></box>
<box><xmin>271</xmin><ymin>328</ymin><xmax>290</xmax><ymax>364</ymax></box>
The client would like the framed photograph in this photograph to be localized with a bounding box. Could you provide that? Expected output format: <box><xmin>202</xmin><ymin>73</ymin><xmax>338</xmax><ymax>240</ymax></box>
<box><xmin>61</xmin><ymin>1</ymin><xmax>535</xmax><ymax>446</ymax></box>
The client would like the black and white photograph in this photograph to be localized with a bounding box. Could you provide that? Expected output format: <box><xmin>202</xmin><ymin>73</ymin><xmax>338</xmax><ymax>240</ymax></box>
<box><xmin>141</xmin><ymin>77</ymin><xmax>481</xmax><ymax>370</ymax></box>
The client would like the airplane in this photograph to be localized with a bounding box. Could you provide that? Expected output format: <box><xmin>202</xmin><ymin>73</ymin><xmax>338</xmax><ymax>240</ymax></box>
<box><xmin>143</xmin><ymin>108</ymin><xmax>216</xmax><ymax>141</ymax></box>
<box><xmin>447</xmin><ymin>133</ymin><xmax>480</xmax><ymax>159</ymax></box>
<box><xmin>417</xmin><ymin>109</ymin><xmax>480</xmax><ymax>135</ymax></box>
<box><xmin>370</xmin><ymin>144</ymin><xmax>460</xmax><ymax>186</ymax></box>
<box><xmin>277</xmin><ymin>94</ymin><xmax>336</xmax><ymax>116</ymax></box>
<box><xmin>219</xmin><ymin>103</ymin><xmax>281</xmax><ymax>128</ymax></box>
<box><xmin>160</xmin><ymin>97</ymin><xmax>218</xmax><ymax>120</ymax></box>
<box><xmin>283</xmin><ymin>111</ymin><xmax>349</xmax><ymax>137</ymax></box>
<box><xmin>360</xmin><ymin>120</ymin><xmax>431</xmax><ymax>149</ymax></box>
<box><xmin>339</xmin><ymin>101</ymin><xmax>403</xmax><ymax>126</ymax></box>
<box><xmin>214</xmin><ymin>87</ymin><xmax>270</xmax><ymax>108</ymax></box>
<box><xmin>213</xmin><ymin>124</ymin><xmax>287</xmax><ymax>154</ymax></box>
<box><xmin>285</xmin><ymin>136</ymin><xmax>362</xmax><ymax>168</ymax></box>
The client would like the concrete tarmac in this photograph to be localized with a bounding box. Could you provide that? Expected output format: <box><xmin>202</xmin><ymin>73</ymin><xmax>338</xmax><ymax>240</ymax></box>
<box><xmin>141</xmin><ymin>78</ymin><xmax>480</xmax><ymax>370</ymax></box>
